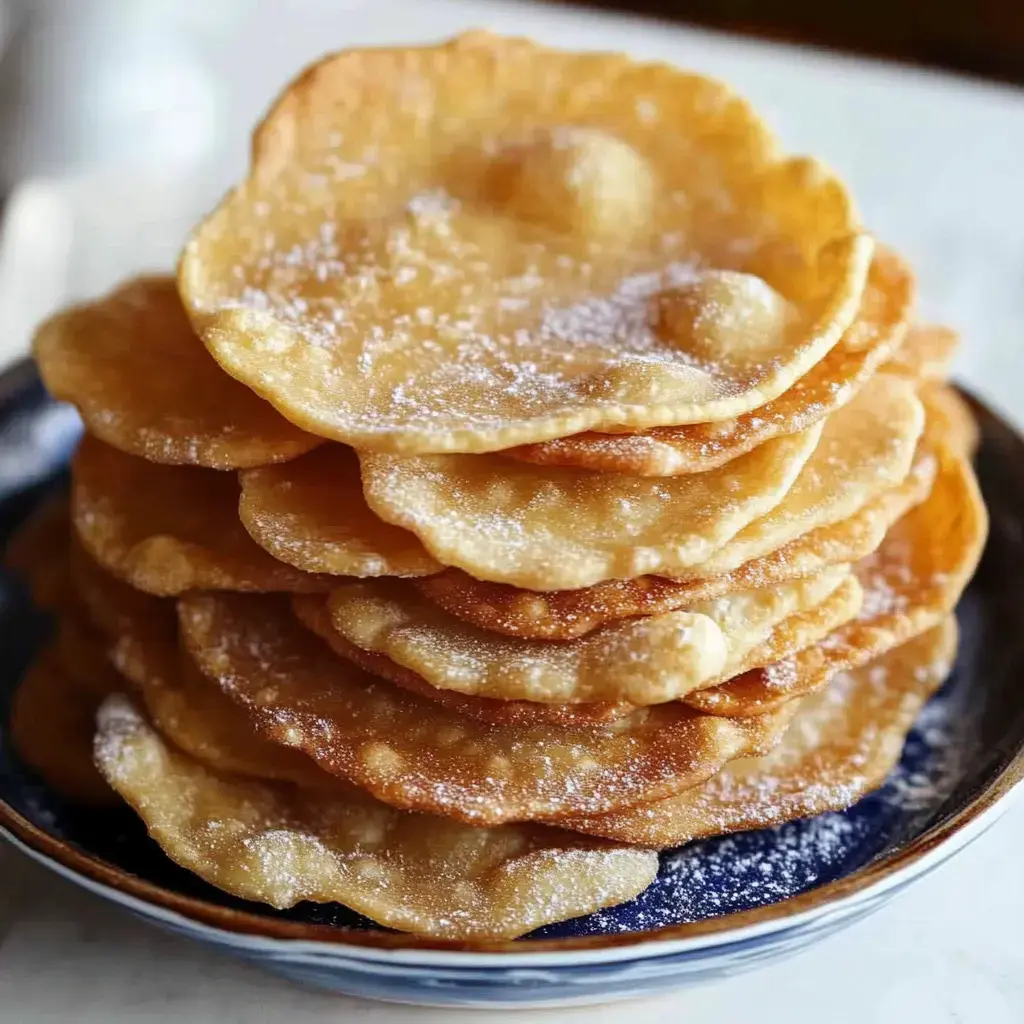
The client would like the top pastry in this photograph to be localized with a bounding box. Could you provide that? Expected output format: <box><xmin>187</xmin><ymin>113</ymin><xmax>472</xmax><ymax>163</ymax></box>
<box><xmin>180</xmin><ymin>32</ymin><xmax>872</xmax><ymax>454</ymax></box>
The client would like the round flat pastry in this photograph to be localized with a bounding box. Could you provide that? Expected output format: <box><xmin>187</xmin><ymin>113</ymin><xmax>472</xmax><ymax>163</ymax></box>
<box><xmin>687</xmin><ymin>443</ymin><xmax>986</xmax><ymax>716</ymax></box>
<box><xmin>6</xmin><ymin>504</ymin><xmax>128</xmax><ymax>702</ymax></box>
<box><xmin>72</xmin><ymin>436</ymin><xmax>332</xmax><ymax>596</ymax></box>
<box><xmin>69</xmin><ymin>540</ymin><xmax>168</xmax><ymax>640</ymax></box>
<box><xmin>94</xmin><ymin>696</ymin><xmax>658</xmax><ymax>939</ymax></box>
<box><xmin>114</xmin><ymin>615</ymin><xmax>343</xmax><ymax>791</ymax></box>
<box><xmin>663</xmin><ymin>372</ymin><xmax>923</xmax><ymax>579</ymax></box>
<box><xmin>293</xmin><ymin>594</ymin><xmax>633</xmax><ymax>727</ymax></box>
<box><xmin>53</xmin><ymin>613</ymin><xmax>123</xmax><ymax>698</ymax></box>
<box><xmin>919</xmin><ymin>383</ymin><xmax>979</xmax><ymax>459</ymax></box>
<box><xmin>698</xmin><ymin>572</ymin><xmax>862</xmax><ymax>689</ymax></box>
<box><xmin>178</xmin><ymin>592</ymin><xmax>792</xmax><ymax>824</ymax></box>
<box><xmin>10</xmin><ymin>646</ymin><xmax>117</xmax><ymax>806</ymax></box>
<box><xmin>323</xmin><ymin>568</ymin><xmax>851</xmax><ymax>705</ymax></box>
<box><xmin>416</xmin><ymin>444</ymin><xmax>936</xmax><ymax>639</ymax></box>
<box><xmin>564</xmin><ymin>617</ymin><xmax>957</xmax><ymax>845</ymax></box>
<box><xmin>885</xmin><ymin>323</ymin><xmax>958</xmax><ymax>382</ymax></box>
<box><xmin>180</xmin><ymin>32</ymin><xmax>872</xmax><ymax>454</ymax></box>
<box><xmin>361</xmin><ymin>372</ymin><xmax>919</xmax><ymax>591</ymax></box>
<box><xmin>239</xmin><ymin>445</ymin><xmax>442</xmax><ymax>577</ymax></box>
<box><xmin>302</xmin><ymin>573</ymin><xmax>860</xmax><ymax>725</ymax></box>
<box><xmin>360</xmin><ymin>423</ymin><xmax>822</xmax><ymax>590</ymax></box>
<box><xmin>34</xmin><ymin>277</ymin><xmax>320</xmax><ymax>469</ymax></box>
<box><xmin>505</xmin><ymin>246</ymin><xmax>913</xmax><ymax>476</ymax></box>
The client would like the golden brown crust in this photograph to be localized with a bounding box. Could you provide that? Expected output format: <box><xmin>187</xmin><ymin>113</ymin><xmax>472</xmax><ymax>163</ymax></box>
<box><xmin>178</xmin><ymin>591</ymin><xmax>790</xmax><ymax>824</ymax></box>
<box><xmin>11</xmin><ymin>645</ymin><xmax>118</xmax><ymax>806</ymax></box>
<box><xmin>34</xmin><ymin>276</ymin><xmax>320</xmax><ymax>469</ymax></box>
<box><xmin>506</xmin><ymin>246</ymin><xmax>914</xmax><ymax>476</ymax></box>
<box><xmin>563</xmin><ymin>619</ymin><xmax>958</xmax><ymax>846</ymax></box>
<box><xmin>180</xmin><ymin>32</ymin><xmax>871</xmax><ymax>454</ymax></box>
<box><xmin>71</xmin><ymin>436</ymin><xmax>333</xmax><ymax>596</ymax></box>
<box><xmin>688</xmin><ymin>444</ymin><xmax>985</xmax><ymax>716</ymax></box>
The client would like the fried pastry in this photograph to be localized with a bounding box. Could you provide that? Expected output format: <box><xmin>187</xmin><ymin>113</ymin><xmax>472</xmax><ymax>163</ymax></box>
<box><xmin>359</xmin><ymin>374</ymin><xmax>920</xmax><ymax>589</ymax></box>
<box><xmin>359</xmin><ymin>423</ymin><xmax>823</xmax><ymax>590</ymax></box>
<box><xmin>94</xmin><ymin>696</ymin><xmax>658</xmax><ymax>939</ymax></box>
<box><xmin>885</xmin><ymin>324</ymin><xmax>959</xmax><ymax>382</ymax></box>
<box><xmin>294</xmin><ymin>594</ymin><xmax>634</xmax><ymax>727</ymax></box>
<box><xmin>180</xmin><ymin>33</ymin><xmax>871</xmax><ymax>454</ymax></box>
<box><xmin>3</xmin><ymin>31</ymin><xmax>990</xmax><ymax>944</ymax></box>
<box><xmin>5</xmin><ymin>492</ymin><xmax>75</xmax><ymax>611</ymax></box>
<box><xmin>506</xmin><ymin>246</ymin><xmax>913</xmax><ymax>476</ymax></box>
<box><xmin>69</xmin><ymin>539</ymin><xmax>168</xmax><ymax>639</ymax></box>
<box><xmin>239</xmin><ymin>445</ymin><xmax>442</xmax><ymax>577</ymax></box>
<box><xmin>72</xmin><ymin>436</ymin><xmax>332</xmax><ymax>595</ymax></box>
<box><xmin>688</xmin><ymin>445</ymin><xmax>985</xmax><ymax>715</ymax></box>
<box><xmin>322</xmin><ymin>569</ymin><xmax>853</xmax><ymax>705</ymax></box>
<box><xmin>566</xmin><ymin>619</ymin><xmax>958</xmax><ymax>845</ymax></box>
<box><xmin>10</xmin><ymin>646</ymin><xmax>117</xmax><ymax>806</ymax></box>
<box><xmin>178</xmin><ymin>592</ymin><xmax>793</xmax><ymax>824</ymax></box>
<box><xmin>415</xmin><ymin>444</ymin><xmax>935</xmax><ymax>639</ymax></box>
<box><xmin>665</xmin><ymin>373</ymin><xmax>923</xmax><ymax>579</ymax></box>
<box><xmin>34</xmin><ymin>277</ymin><xmax>320</xmax><ymax>469</ymax></box>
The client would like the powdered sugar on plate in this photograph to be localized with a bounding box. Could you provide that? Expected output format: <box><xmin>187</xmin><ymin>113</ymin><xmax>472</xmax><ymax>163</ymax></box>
<box><xmin>537</xmin><ymin>664</ymin><xmax>980</xmax><ymax>937</ymax></box>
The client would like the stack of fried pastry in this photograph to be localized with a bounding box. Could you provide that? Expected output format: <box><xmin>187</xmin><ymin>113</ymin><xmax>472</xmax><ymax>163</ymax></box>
<box><xmin>5</xmin><ymin>33</ymin><xmax>987</xmax><ymax>940</ymax></box>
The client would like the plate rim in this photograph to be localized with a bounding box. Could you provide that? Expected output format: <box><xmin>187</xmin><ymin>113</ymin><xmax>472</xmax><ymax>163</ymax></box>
<box><xmin>1</xmin><ymin>777</ymin><xmax>1021</xmax><ymax>966</ymax></box>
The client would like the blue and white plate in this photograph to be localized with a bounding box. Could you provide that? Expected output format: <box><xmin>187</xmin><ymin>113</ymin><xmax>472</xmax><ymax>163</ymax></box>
<box><xmin>1</xmin><ymin>361</ymin><xmax>1022</xmax><ymax>1008</ymax></box>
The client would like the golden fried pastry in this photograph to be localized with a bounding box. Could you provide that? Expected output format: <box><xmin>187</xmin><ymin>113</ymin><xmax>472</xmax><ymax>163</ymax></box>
<box><xmin>11</xmin><ymin>519</ymin><xmax>128</xmax><ymax>698</ymax></box>
<box><xmin>239</xmin><ymin>445</ymin><xmax>441</xmax><ymax>577</ymax></box>
<box><xmin>53</xmin><ymin>614</ymin><xmax>122</xmax><ymax>697</ymax></box>
<box><xmin>666</xmin><ymin>373</ymin><xmax>923</xmax><ymax>578</ymax></box>
<box><xmin>180</xmin><ymin>32</ymin><xmax>871</xmax><ymax>454</ymax></box>
<box><xmin>94</xmin><ymin>696</ymin><xmax>658</xmax><ymax>938</ymax></box>
<box><xmin>567</xmin><ymin>618</ymin><xmax>957</xmax><ymax>845</ymax></box>
<box><xmin>323</xmin><ymin>569</ymin><xmax>852</xmax><ymax>705</ymax></box>
<box><xmin>299</xmin><ymin>576</ymin><xmax>858</xmax><ymax>723</ymax></box>
<box><xmin>701</xmin><ymin>572</ymin><xmax>862</xmax><ymax>686</ymax></box>
<box><xmin>360</xmin><ymin>424</ymin><xmax>822</xmax><ymax>590</ymax></box>
<box><xmin>69</xmin><ymin>540</ymin><xmax>169</xmax><ymax>639</ymax></box>
<box><xmin>885</xmin><ymin>324</ymin><xmax>958</xmax><ymax>382</ymax></box>
<box><xmin>72</xmin><ymin>436</ymin><xmax>332</xmax><ymax>595</ymax></box>
<box><xmin>688</xmin><ymin>444</ymin><xmax>985</xmax><ymax>715</ymax></box>
<box><xmin>360</xmin><ymin>374</ymin><xmax>920</xmax><ymax>591</ymax></box>
<box><xmin>34</xmin><ymin>277</ymin><xmax>320</xmax><ymax>469</ymax></box>
<box><xmin>293</xmin><ymin>594</ymin><xmax>632</xmax><ymax>727</ymax></box>
<box><xmin>5</xmin><ymin>492</ymin><xmax>75</xmax><ymax>611</ymax></box>
<box><xmin>178</xmin><ymin>592</ymin><xmax>793</xmax><ymax>823</ymax></box>
<box><xmin>506</xmin><ymin>246</ymin><xmax>913</xmax><ymax>476</ymax></box>
<box><xmin>8</xmin><ymin>28</ymin><xmax>993</xmax><ymax>945</ymax></box>
<box><xmin>113</xmin><ymin>615</ymin><xmax>339</xmax><ymax>790</ymax></box>
<box><xmin>416</xmin><ymin>444</ymin><xmax>935</xmax><ymax>639</ymax></box>
<box><xmin>920</xmin><ymin>383</ymin><xmax>979</xmax><ymax>459</ymax></box>
<box><xmin>10</xmin><ymin>646</ymin><xmax>116</xmax><ymax>805</ymax></box>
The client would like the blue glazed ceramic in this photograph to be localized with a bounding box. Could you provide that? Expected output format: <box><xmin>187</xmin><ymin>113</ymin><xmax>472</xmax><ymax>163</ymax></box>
<box><xmin>1</xmin><ymin>361</ymin><xmax>1022</xmax><ymax>1008</ymax></box>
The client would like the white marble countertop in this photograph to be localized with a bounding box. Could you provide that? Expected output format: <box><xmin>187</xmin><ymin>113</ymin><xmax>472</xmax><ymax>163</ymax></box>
<box><xmin>2</xmin><ymin>2</ymin><xmax>1024</xmax><ymax>1020</ymax></box>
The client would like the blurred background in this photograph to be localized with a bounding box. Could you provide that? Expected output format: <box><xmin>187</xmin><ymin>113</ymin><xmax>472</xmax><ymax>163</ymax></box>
<box><xmin>0</xmin><ymin>0</ymin><xmax>1021</xmax><ymax>407</ymax></box>
<box><xmin>1</xmin><ymin>0</ymin><xmax>1021</xmax><ymax>188</ymax></box>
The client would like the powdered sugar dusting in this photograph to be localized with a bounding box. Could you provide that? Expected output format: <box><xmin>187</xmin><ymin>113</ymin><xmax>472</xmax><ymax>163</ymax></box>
<box><xmin>93</xmin><ymin>695</ymin><xmax>145</xmax><ymax>768</ymax></box>
<box><xmin>882</xmin><ymin>688</ymin><xmax>976</xmax><ymax>814</ymax></box>
<box><xmin>540</xmin><ymin>671</ymin><xmax>980</xmax><ymax>937</ymax></box>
